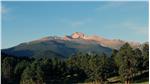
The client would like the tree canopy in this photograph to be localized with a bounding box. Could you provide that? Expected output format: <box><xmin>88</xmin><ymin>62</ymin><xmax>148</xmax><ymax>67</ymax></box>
<box><xmin>1</xmin><ymin>43</ymin><xmax>149</xmax><ymax>84</ymax></box>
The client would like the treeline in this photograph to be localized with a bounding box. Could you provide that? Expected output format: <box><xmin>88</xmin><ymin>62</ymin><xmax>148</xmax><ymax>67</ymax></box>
<box><xmin>1</xmin><ymin>43</ymin><xmax>149</xmax><ymax>84</ymax></box>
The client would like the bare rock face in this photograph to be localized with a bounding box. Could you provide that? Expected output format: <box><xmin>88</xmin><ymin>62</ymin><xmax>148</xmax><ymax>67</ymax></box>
<box><xmin>63</xmin><ymin>36</ymin><xmax>71</xmax><ymax>40</ymax></box>
<box><xmin>69</xmin><ymin>32</ymin><xmax>141</xmax><ymax>49</ymax></box>
<box><xmin>71</xmin><ymin>32</ymin><xmax>85</xmax><ymax>39</ymax></box>
<box><xmin>30</xmin><ymin>32</ymin><xmax>141</xmax><ymax>49</ymax></box>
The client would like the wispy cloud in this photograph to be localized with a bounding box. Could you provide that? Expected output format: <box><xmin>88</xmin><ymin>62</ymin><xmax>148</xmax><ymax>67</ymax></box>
<box><xmin>121</xmin><ymin>21</ymin><xmax>148</xmax><ymax>35</ymax></box>
<box><xmin>60</xmin><ymin>18</ymin><xmax>92</xmax><ymax>28</ymax></box>
<box><xmin>0</xmin><ymin>5</ymin><xmax>9</xmax><ymax>14</ymax></box>
<box><xmin>71</xmin><ymin>21</ymin><xmax>85</xmax><ymax>27</ymax></box>
<box><xmin>107</xmin><ymin>20</ymin><xmax>148</xmax><ymax>35</ymax></box>
<box><xmin>95</xmin><ymin>2</ymin><xmax>147</xmax><ymax>12</ymax></box>
<box><xmin>134</xmin><ymin>26</ymin><xmax>148</xmax><ymax>35</ymax></box>
<box><xmin>95</xmin><ymin>2</ymin><xmax>125</xmax><ymax>11</ymax></box>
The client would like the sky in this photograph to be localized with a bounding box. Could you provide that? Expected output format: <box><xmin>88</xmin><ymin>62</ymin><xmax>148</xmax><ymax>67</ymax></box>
<box><xmin>2</xmin><ymin>1</ymin><xmax>148</xmax><ymax>48</ymax></box>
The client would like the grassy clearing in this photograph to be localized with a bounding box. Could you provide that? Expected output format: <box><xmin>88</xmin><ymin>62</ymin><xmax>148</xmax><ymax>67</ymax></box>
<box><xmin>139</xmin><ymin>81</ymin><xmax>149</xmax><ymax>84</ymax></box>
<box><xmin>134</xmin><ymin>77</ymin><xmax>149</xmax><ymax>84</ymax></box>
<box><xmin>107</xmin><ymin>76</ymin><xmax>149</xmax><ymax>84</ymax></box>
<box><xmin>107</xmin><ymin>76</ymin><xmax>120</xmax><ymax>82</ymax></box>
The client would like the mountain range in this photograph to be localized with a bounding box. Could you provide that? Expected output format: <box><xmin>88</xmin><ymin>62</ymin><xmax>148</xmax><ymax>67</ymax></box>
<box><xmin>2</xmin><ymin>32</ymin><xmax>145</xmax><ymax>59</ymax></box>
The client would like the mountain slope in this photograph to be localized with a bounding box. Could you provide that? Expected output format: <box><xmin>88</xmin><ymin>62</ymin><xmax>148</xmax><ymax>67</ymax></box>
<box><xmin>2</xmin><ymin>39</ymin><xmax>112</xmax><ymax>58</ymax></box>
<box><xmin>2</xmin><ymin>32</ymin><xmax>142</xmax><ymax>59</ymax></box>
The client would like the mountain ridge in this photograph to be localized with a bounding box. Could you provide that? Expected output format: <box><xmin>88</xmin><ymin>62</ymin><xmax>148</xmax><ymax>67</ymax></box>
<box><xmin>29</xmin><ymin>32</ymin><xmax>141</xmax><ymax>49</ymax></box>
<box><xmin>2</xmin><ymin>32</ymin><xmax>146</xmax><ymax>59</ymax></box>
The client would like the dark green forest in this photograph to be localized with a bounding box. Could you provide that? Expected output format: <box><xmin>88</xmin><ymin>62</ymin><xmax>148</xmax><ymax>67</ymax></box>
<box><xmin>1</xmin><ymin>43</ymin><xmax>149</xmax><ymax>84</ymax></box>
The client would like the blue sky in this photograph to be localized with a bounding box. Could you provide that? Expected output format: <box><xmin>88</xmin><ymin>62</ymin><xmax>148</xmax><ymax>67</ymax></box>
<box><xmin>2</xmin><ymin>1</ymin><xmax>148</xmax><ymax>48</ymax></box>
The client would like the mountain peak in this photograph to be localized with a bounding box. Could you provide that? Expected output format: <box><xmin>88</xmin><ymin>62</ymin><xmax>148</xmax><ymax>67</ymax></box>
<box><xmin>71</xmin><ymin>32</ymin><xmax>85</xmax><ymax>39</ymax></box>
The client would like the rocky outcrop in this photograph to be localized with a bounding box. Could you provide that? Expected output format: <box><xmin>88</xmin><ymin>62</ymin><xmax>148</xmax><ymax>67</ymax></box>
<box><xmin>71</xmin><ymin>32</ymin><xmax>85</xmax><ymax>39</ymax></box>
<box><xmin>30</xmin><ymin>32</ymin><xmax>141</xmax><ymax>49</ymax></box>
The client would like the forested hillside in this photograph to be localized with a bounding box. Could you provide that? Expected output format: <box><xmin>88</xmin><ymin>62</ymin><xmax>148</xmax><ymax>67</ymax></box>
<box><xmin>1</xmin><ymin>43</ymin><xmax>149</xmax><ymax>84</ymax></box>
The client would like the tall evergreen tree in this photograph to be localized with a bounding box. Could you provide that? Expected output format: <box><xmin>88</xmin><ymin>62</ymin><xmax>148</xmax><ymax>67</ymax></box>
<box><xmin>14</xmin><ymin>60</ymin><xmax>30</xmax><ymax>83</ymax></box>
<box><xmin>20</xmin><ymin>59</ymin><xmax>45</xmax><ymax>84</ymax></box>
<box><xmin>142</xmin><ymin>44</ymin><xmax>149</xmax><ymax>70</ymax></box>
<box><xmin>2</xmin><ymin>57</ymin><xmax>17</xmax><ymax>84</ymax></box>
<box><xmin>133</xmin><ymin>48</ymin><xmax>143</xmax><ymax>73</ymax></box>
<box><xmin>115</xmin><ymin>43</ymin><xmax>137</xmax><ymax>84</ymax></box>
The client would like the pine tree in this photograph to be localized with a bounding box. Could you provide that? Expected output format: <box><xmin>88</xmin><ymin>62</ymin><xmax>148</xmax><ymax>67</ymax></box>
<box><xmin>115</xmin><ymin>43</ymin><xmax>137</xmax><ymax>84</ymax></box>
<box><xmin>20</xmin><ymin>59</ymin><xmax>45</xmax><ymax>84</ymax></box>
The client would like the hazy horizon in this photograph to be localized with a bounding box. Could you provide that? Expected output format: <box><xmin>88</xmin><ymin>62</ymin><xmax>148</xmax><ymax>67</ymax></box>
<box><xmin>2</xmin><ymin>1</ymin><xmax>148</xmax><ymax>48</ymax></box>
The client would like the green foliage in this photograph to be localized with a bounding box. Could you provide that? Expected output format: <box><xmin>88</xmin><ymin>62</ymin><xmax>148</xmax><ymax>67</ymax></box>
<box><xmin>67</xmin><ymin>52</ymin><xmax>114</xmax><ymax>83</ymax></box>
<box><xmin>2</xmin><ymin>56</ymin><xmax>17</xmax><ymax>84</ymax></box>
<box><xmin>142</xmin><ymin>44</ymin><xmax>149</xmax><ymax>70</ymax></box>
<box><xmin>13</xmin><ymin>60</ymin><xmax>30</xmax><ymax>84</ymax></box>
<box><xmin>116</xmin><ymin>43</ymin><xmax>137</xmax><ymax>81</ymax></box>
<box><xmin>1</xmin><ymin>43</ymin><xmax>149</xmax><ymax>84</ymax></box>
<box><xmin>113</xmin><ymin>43</ymin><xmax>149</xmax><ymax>83</ymax></box>
<box><xmin>133</xmin><ymin>48</ymin><xmax>143</xmax><ymax>72</ymax></box>
<box><xmin>20</xmin><ymin>59</ymin><xmax>45</xmax><ymax>84</ymax></box>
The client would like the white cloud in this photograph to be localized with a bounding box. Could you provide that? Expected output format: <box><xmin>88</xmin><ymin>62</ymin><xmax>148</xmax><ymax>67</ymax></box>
<box><xmin>95</xmin><ymin>2</ymin><xmax>125</xmax><ymax>11</ymax></box>
<box><xmin>108</xmin><ymin>21</ymin><xmax>148</xmax><ymax>35</ymax></box>
<box><xmin>135</xmin><ymin>27</ymin><xmax>148</xmax><ymax>35</ymax></box>
<box><xmin>60</xmin><ymin>18</ymin><xmax>92</xmax><ymax>28</ymax></box>
<box><xmin>95</xmin><ymin>2</ymin><xmax>147</xmax><ymax>12</ymax></box>
<box><xmin>0</xmin><ymin>5</ymin><xmax>9</xmax><ymax>14</ymax></box>
<box><xmin>71</xmin><ymin>21</ymin><xmax>85</xmax><ymax>27</ymax></box>
<box><xmin>121</xmin><ymin>21</ymin><xmax>148</xmax><ymax>35</ymax></box>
